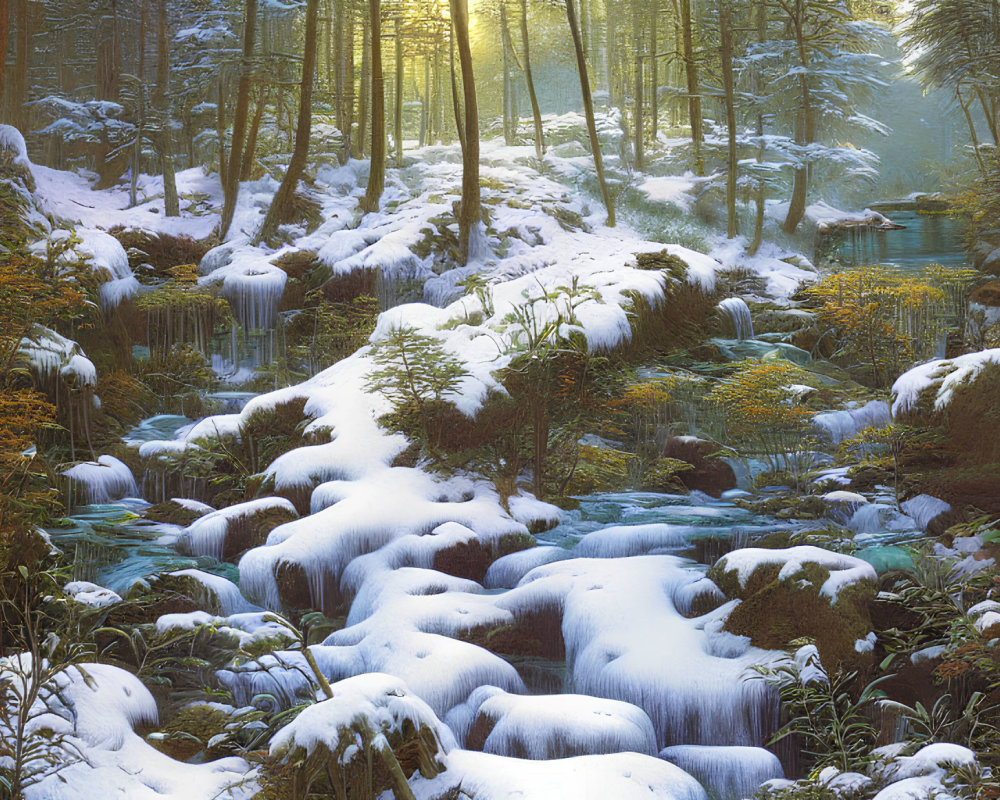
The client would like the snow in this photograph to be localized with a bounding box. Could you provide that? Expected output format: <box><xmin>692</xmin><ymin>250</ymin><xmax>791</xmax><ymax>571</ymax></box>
<box><xmin>713</xmin><ymin>546</ymin><xmax>877</xmax><ymax>603</ymax></box>
<box><xmin>180</xmin><ymin>497</ymin><xmax>298</xmax><ymax>560</ymax></box>
<box><xmin>166</xmin><ymin>569</ymin><xmax>260</xmax><ymax>616</ymax></box>
<box><xmin>0</xmin><ymin>124</ymin><xmax>31</xmax><ymax>167</ymax></box>
<box><xmin>659</xmin><ymin>745</ymin><xmax>783</xmax><ymax>800</ymax></box>
<box><xmin>64</xmin><ymin>580</ymin><xmax>122</xmax><ymax>608</ymax></box>
<box><xmin>19</xmin><ymin>663</ymin><xmax>253</xmax><ymax>800</ymax></box>
<box><xmin>32</xmin><ymin>164</ymin><xmax>222</xmax><ymax>239</ymax></box>
<box><xmin>199</xmin><ymin>244</ymin><xmax>288</xmax><ymax>330</ymax></box>
<box><xmin>415</xmin><ymin>750</ymin><xmax>709</xmax><ymax>800</ymax></box>
<box><xmin>19</xmin><ymin>324</ymin><xmax>96</xmax><ymax>387</ymax></box>
<box><xmin>813</xmin><ymin>400</ymin><xmax>891</xmax><ymax>444</ymax></box>
<box><xmin>900</xmin><ymin>495</ymin><xmax>951</xmax><ymax>532</ymax></box>
<box><xmin>62</xmin><ymin>454</ymin><xmax>139</xmax><ymax>505</ymax></box>
<box><xmin>269</xmin><ymin>673</ymin><xmax>455</xmax><ymax>757</ymax></box>
<box><xmin>892</xmin><ymin>348</ymin><xmax>1000</xmax><ymax>416</ymax></box>
<box><xmin>638</xmin><ymin>174</ymin><xmax>696</xmax><ymax>211</ymax></box>
<box><xmin>461</xmin><ymin>689</ymin><xmax>658</xmax><ymax>758</ymax></box>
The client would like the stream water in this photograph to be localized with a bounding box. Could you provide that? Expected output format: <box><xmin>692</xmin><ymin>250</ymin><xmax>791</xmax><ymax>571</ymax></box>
<box><xmin>825</xmin><ymin>207</ymin><xmax>968</xmax><ymax>271</ymax></box>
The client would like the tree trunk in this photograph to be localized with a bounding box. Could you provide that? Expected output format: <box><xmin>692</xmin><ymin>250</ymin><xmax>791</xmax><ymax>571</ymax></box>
<box><xmin>254</xmin><ymin>0</ymin><xmax>319</xmax><ymax>244</ymax></box>
<box><xmin>12</xmin><ymin>0</ymin><xmax>29</xmax><ymax>130</ymax></box>
<box><xmin>501</xmin><ymin>3</ymin><xmax>514</xmax><ymax>146</ymax></box>
<box><xmin>450</xmin><ymin>0</ymin><xmax>481</xmax><ymax>264</ymax></box>
<box><xmin>394</xmin><ymin>14</ymin><xmax>403</xmax><ymax>167</ymax></box>
<box><xmin>156</xmin><ymin>0</ymin><xmax>179</xmax><ymax>217</ymax></box>
<box><xmin>221</xmin><ymin>0</ymin><xmax>257</xmax><ymax>237</ymax></box>
<box><xmin>679</xmin><ymin>0</ymin><xmax>702</xmax><ymax>175</ymax></box>
<box><xmin>418</xmin><ymin>54</ymin><xmax>428</xmax><ymax>146</ymax></box>
<box><xmin>449</xmin><ymin>23</ymin><xmax>465</xmax><ymax>151</ymax></box>
<box><xmin>359</xmin><ymin>0</ymin><xmax>384</xmax><ymax>213</ymax></box>
<box><xmin>130</xmin><ymin>0</ymin><xmax>147</xmax><ymax>208</ymax></box>
<box><xmin>649</xmin><ymin>4</ymin><xmax>658</xmax><ymax>140</ymax></box>
<box><xmin>356</xmin><ymin>16</ymin><xmax>369</xmax><ymax>158</ymax></box>
<box><xmin>519</xmin><ymin>0</ymin><xmax>545</xmax><ymax>160</ymax></box>
<box><xmin>0</xmin><ymin>0</ymin><xmax>8</xmax><ymax>112</ymax></box>
<box><xmin>241</xmin><ymin>85</ymin><xmax>267</xmax><ymax>180</ymax></box>
<box><xmin>782</xmin><ymin>1</ymin><xmax>813</xmax><ymax>235</ymax></box>
<box><xmin>720</xmin><ymin>1</ymin><xmax>737</xmax><ymax>238</ymax></box>
<box><xmin>566</xmin><ymin>0</ymin><xmax>615</xmax><ymax>227</ymax></box>
<box><xmin>632</xmin><ymin>4</ymin><xmax>643</xmax><ymax>170</ymax></box>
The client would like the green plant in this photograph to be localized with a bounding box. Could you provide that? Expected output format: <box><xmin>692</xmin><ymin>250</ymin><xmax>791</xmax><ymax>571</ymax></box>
<box><xmin>365</xmin><ymin>325</ymin><xmax>471</xmax><ymax>462</ymax></box>
<box><xmin>753</xmin><ymin>647</ymin><xmax>893</xmax><ymax>772</ymax></box>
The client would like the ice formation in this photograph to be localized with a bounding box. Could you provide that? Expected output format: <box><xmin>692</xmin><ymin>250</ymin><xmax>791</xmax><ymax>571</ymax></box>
<box><xmin>62</xmin><ymin>454</ymin><xmax>139</xmax><ymax>505</ymax></box>
<box><xmin>813</xmin><ymin>400</ymin><xmax>891</xmax><ymax>444</ymax></box>
<box><xmin>660</xmin><ymin>745</ymin><xmax>784</xmax><ymax>800</ymax></box>
<box><xmin>717</xmin><ymin>297</ymin><xmax>755</xmax><ymax>340</ymax></box>
<box><xmin>180</xmin><ymin>497</ymin><xmax>298</xmax><ymax>560</ymax></box>
<box><xmin>19</xmin><ymin>324</ymin><xmax>97</xmax><ymax>388</ymax></box>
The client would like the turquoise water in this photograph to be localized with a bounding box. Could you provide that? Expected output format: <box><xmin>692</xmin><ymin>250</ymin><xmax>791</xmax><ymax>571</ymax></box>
<box><xmin>49</xmin><ymin>501</ymin><xmax>237</xmax><ymax>596</ymax></box>
<box><xmin>829</xmin><ymin>209</ymin><xmax>967</xmax><ymax>271</ymax></box>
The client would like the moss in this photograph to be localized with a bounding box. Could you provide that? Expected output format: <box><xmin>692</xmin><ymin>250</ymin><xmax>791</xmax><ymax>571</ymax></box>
<box><xmin>144</xmin><ymin>499</ymin><xmax>208</xmax><ymax>526</ymax></box>
<box><xmin>151</xmin><ymin>704</ymin><xmax>230</xmax><ymax>761</ymax></box>
<box><xmin>711</xmin><ymin>559</ymin><xmax>875</xmax><ymax>674</ymax></box>
<box><xmin>635</xmin><ymin>249</ymin><xmax>688</xmax><ymax>281</ymax></box>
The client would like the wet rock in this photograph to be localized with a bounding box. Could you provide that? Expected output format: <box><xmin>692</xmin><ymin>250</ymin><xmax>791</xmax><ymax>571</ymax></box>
<box><xmin>662</xmin><ymin>436</ymin><xmax>737</xmax><ymax>498</ymax></box>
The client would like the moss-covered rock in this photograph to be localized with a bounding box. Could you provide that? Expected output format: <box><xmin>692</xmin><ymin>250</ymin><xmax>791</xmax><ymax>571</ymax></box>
<box><xmin>708</xmin><ymin>546</ymin><xmax>877</xmax><ymax>674</ymax></box>
<box><xmin>662</xmin><ymin>436</ymin><xmax>736</xmax><ymax>497</ymax></box>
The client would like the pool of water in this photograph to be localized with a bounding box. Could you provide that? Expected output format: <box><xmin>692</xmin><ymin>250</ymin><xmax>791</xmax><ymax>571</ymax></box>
<box><xmin>826</xmin><ymin>209</ymin><xmax>968</xmax><ymax>271</ymax></box>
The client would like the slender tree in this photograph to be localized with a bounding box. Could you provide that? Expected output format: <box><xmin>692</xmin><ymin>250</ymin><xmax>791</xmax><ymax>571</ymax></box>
<box><xmin>360</xmin><ymin>0</ymin><xmax>385</xmax><ymax>213</ymax></box>
<box><xmin>450</xmin><ymin>0</ymin><xmax>481</xmax><ymax>263</ymax></box>
<box><xmin>156</xmin><ymin>0</ymin><xmax>179</xmax><ymax>217</ymax></box>
<box><xmin>0</xmin><ymin>0</ymin><xmax>7</xmax><ymax>113</ymax></box>
<box><xmin>679</xmin><ymin>0</ymin><xmax>703</xmax><ymax>175</ymax></box>
<box><xmin>566</xmin><ymin>0</ymin><xmax>615</xmax><ymax>226</ymax></box>
<box><xmin>255</xmin><ymin>0</ymin><xmax>320</xmax><ymax>244</ymax></box>
<box><xmin>519</xmin><ymin>0</ymin><xmax>545</xmax><ymax>160</ymax></box>
<box><xmin>719</xmin><ymin>0</ymin><xmax>737</xmax><ymax>238</ymax></box>
<box><xmin>394</xmin><ymin>13</ymin><xmax>403</xmax><ymax>167</ymax></box>
<box><xmin>220</xmin><ymin>0</ymin><xmax>257</xmax><ymax>238</ymax></box>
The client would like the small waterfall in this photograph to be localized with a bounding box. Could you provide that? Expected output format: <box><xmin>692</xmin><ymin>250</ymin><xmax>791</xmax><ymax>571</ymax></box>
<box><xmin>717</xmin><ymin>297</ymin><xmax>754</xmax><ymax>340</ymax></box>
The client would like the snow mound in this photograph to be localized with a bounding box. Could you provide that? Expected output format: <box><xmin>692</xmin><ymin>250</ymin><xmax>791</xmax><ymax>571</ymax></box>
<box><xmin>892</xmin><ymin>349</ymin><xmax>1000</xmax><ymax>416</ymax></box>
<box><xmin>62</xmin><ymin>454</ymin><xmax>139</xmax><ymax>505</ymax></box>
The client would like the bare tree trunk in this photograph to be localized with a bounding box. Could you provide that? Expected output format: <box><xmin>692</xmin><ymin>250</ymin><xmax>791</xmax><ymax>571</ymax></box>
<box><xmin>241</xmin><ymin>85</ymin><xmax>267</xmax><ymax>180</ymax></box>
<box><xmin>394</xmin><ymin>14</ymin><xmax>403</xmax><ymax>167</ymax></box>
<box><xmin>450</xmin><ymin>0</ymin><xmax>481</xmax><ymax>264</ymax></box>
<box><xmin>356</xmin><ymin>16</ymin><xmax>369</xmax><ymax>158</ymax></box>
<box><xmin>156</xmin><ymin>0</ymin><xmax>179</xmax><ymax>217</ymax></box>
<box><xmin>255</xmin><ymin>0</ymin><xmax>319</xmax><ymax>244</ymax></box>
<box><xmin>649</xmin><ymin>4</ymin><xmax>658</xmax><ymax>140</ymax></box>
<box><xmin>419</xmin><ymin>54</ymin><xmax>429</xmax><ymax>147</ymax></box>
<box><xmin>720</xmin><ymin>1</ymin><xmax>737</xmax><ymax>238</ymax></box>
<box><xmin>782</xmin><ymin>0</ymin><xmax>812</xmax><ymax>235</ymax></box>
<box><xmin>566</xmin><ymin>0</ymin><xmax>615</xmax><ymax>226</ymax></box>
<box><xmin>679</xmin><ymin>0</ymin><xmax>702</xmax><ymax>175</ymax></box>
<box><xmin>449</xmin><ymin>25</ymin><xmax>465</xmax><ymax>151</ymax></box>
<box><xmin>0</xmin><ymin>0</ymin><xmax>8</xmax><ymax>112</ymax></box>
<box><xmin>12</xmin><ymin>0</ymin><xmax>29</xmax><ymax>130</ymax></box>
<box><xmin>519</xmin><ymin>0</ymin><xmax>545</xmax><ymax>160</ymax></box>
<box><xmin>500</xmin><ymin>3</ymin><xmax>514</xmax><ymax>145</ymax></box>
<box><xmin>220</xmin><ymin>0</ymin><xmax>256</xmax><ymax>237</ymax></box>
<box><xmin>130</xmin><ymin>0</ymin><xmax>147</xmax><ymax>208</ymax></box>
<box><xmin>632</xmin><ymin>4</ymin><xmax>644</xmax><ymax>169</ymax></box>
<box><xmin>360</xmin><ymin>0</ymin><xmax>384</xmax><ymax>213</ymax></box>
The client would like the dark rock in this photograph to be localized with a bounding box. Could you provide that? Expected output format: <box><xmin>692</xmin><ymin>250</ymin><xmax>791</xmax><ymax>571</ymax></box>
<box><xmin>662</xmin><ymin>436</ymin><xmax>736</xmax><ymax>497</ymax></box>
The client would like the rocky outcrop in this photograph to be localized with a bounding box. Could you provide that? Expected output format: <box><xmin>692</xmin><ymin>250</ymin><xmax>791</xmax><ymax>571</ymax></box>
<box><xmin>709</xmin><ymin>546</ymin><xmax>877</xmax><ymax>673</ymax></box>
<box><xmin>662</xmin><ymin>436</ymin><xmax>737</xmax><ymax>498</ymax></box>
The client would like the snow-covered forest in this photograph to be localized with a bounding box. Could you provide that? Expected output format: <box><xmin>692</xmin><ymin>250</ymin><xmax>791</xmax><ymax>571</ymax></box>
<box><xmin>3</xmin><ymin>0</ymin><xmax>1000</xmax><ymax>798</ymax></box>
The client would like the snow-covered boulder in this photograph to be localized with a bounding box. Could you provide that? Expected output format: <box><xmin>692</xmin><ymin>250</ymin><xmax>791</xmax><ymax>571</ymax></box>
<box><xmin>709</xmin><ymin>546</ymin><xmax>877</xmax><ymax>672</ymax></box>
